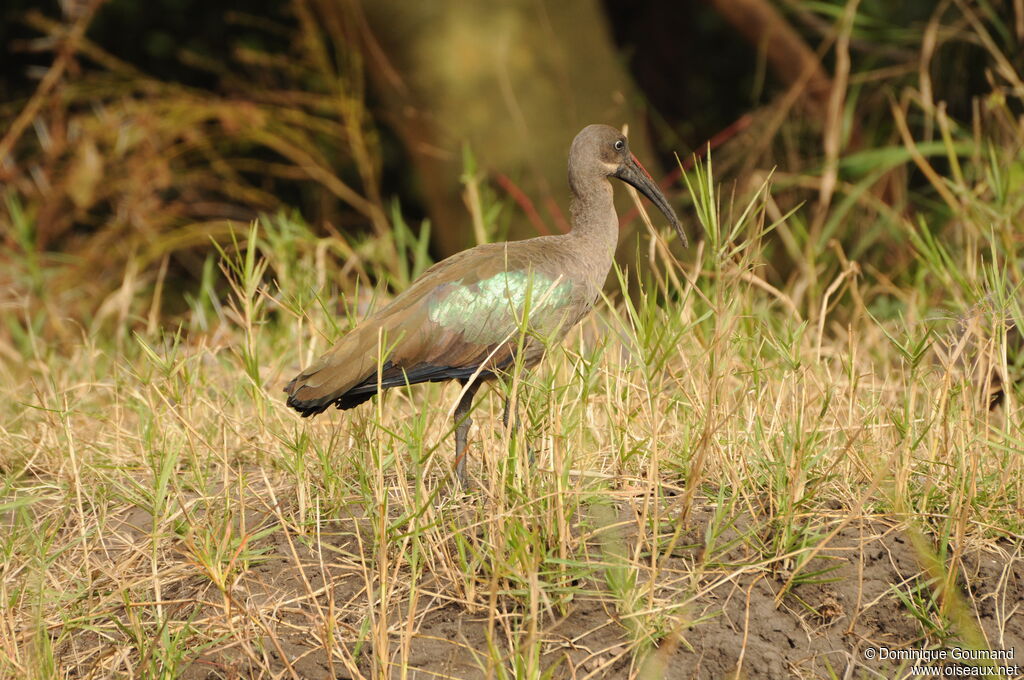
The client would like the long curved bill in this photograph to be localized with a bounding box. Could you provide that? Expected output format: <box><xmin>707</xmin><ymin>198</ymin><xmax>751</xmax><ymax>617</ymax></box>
<box><xmin>615</xmin><ymin>154</ymin><xmax>688</xmax><ymax>247</ymax></box>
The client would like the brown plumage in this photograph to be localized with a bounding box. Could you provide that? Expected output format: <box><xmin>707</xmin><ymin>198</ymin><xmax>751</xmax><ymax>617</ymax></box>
<box><xmin>285</xmin><ymin>124</ymin><xmax>685</xmax><ymax>483</ymax></box>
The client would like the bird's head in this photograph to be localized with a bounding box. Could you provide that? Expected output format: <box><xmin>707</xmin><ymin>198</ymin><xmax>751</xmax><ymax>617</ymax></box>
<box><xmin>569</xmin><ymin>124</ymin><xmax>687</xmax><ymax>247</ymax></box>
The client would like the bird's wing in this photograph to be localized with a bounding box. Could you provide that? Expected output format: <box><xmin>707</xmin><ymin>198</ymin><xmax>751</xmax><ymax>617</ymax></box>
<box><xmin>285</xmin><ymin>240</ymin><xmax>581</xmax><ymax>415</ymax></box>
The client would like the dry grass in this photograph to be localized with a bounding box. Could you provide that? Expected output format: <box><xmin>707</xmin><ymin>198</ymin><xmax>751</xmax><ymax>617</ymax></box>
<box><xmin>3</xmin><ymin>3</ymin><xmax>1024</xmax><ymax>677</ymax></box>
<box><xmin>0</xmin><ymin>0</ymin><xmax>387</xmax><ymax>309</ymax></box>
<box><xmin>1</xmin><ymin>149</ymin><xmax>1022</xmax><ymax>678</ymax></box>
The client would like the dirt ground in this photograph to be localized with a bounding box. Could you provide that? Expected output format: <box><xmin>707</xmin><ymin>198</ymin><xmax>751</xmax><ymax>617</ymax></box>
<box><xmin>106</xmin><ymin>496</ymin><xmax>1021</xmax><ymax>680</ymax></box>
<box><xmin>39</xmin><ymin>489</ymin><xmax>1024</xmax><ymax>680</ymax></box>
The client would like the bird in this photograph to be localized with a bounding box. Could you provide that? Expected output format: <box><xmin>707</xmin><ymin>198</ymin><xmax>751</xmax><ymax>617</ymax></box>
<box><xmin>284</xmin><ymin>124</ymin><xmax>686</xmax><ymax>484</ymax></box>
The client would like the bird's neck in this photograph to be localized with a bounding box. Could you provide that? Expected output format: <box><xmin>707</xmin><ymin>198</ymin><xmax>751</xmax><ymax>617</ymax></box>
<box><xmin>568</xmin><ymin>178</ymin><xmax>619</xmax><ymax>264</ymax></box>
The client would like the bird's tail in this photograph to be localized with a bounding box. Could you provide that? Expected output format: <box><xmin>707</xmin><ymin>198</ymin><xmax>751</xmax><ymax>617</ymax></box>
<box><xmin>283</xmin><ymin>321</ymin><xmax>390</xmax><ymax>416</ymax></box>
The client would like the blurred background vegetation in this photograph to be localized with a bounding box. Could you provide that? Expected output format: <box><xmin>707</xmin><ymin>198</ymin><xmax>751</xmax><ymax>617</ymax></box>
<box><xmin>0</xmin><ymin>0</ymin><xmax>1021</xmax><ymax>339</ymax></box>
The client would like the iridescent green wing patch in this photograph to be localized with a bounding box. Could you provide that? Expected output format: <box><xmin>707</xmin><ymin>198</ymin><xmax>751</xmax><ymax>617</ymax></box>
<box><xmin>427</xmin><ymin>270</ymin><xmax>574</xmax><ymax>345</ymax></box>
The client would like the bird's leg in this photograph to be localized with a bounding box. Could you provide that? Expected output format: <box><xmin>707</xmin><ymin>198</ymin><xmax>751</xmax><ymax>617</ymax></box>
<box><xmin>453</xmin><ymin>379</ymin><xmax>481</xmax><ymax>486</ymax></box>
<box><xmin>502</xmin><ymin>393</ymin><xmax>535</xmax><ymax>467</ymax></box>
<box><xmin>502</xmin><ymin>396</ymin><xmax>518</xmax><ymax>431</ymax></box>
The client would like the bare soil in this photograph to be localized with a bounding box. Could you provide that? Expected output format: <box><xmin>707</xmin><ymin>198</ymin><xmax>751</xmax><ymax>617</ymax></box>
<box><xmin>48</xmin><ymin>490</ymin><xmax>1024</xmax><ymax>679</ymax></box>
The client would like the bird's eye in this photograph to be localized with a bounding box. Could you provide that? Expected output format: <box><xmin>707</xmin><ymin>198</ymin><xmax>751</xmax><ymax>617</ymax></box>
<box><xmin>614</xmin><ymin>139</ymin><xmax>625</xmax><ymax>151</ymax></box>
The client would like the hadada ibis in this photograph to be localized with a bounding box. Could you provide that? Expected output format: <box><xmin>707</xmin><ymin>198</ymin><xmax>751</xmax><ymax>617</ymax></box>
<box><xmin>285</xmin><ymin>124</ymin><xmax>685</xmax><ymax>484</ymax></box>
